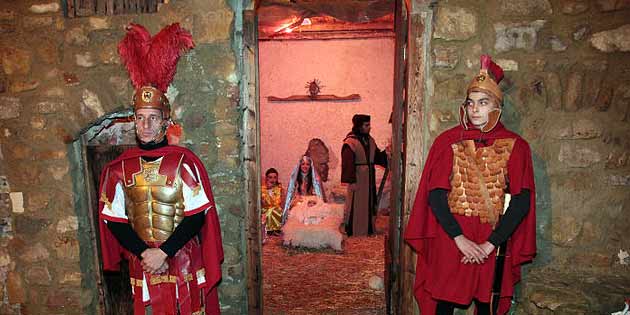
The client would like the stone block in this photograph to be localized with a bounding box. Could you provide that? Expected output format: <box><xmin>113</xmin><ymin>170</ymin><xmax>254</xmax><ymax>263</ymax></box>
<box><xmin>596</xmin><ymin>0</ymin><xmax>630</xmax><ymax>11</ymax></box>
<box><xmin>36</xmin><ymin>38</ymin><xmax>60</xmax><ymax>65</ymax></box>
<box><xmin>562</xmin><ymin>1</ymin><xmax>589</xmax><ymax>14</ymax></box>
<box><xmin>75</xmin><ymin>52</ymin><xmax>95</xmax><ymax>67</ymax></box>
<box><xmin>432</xmin><ymin>75</ymin><xmax>467</xmax><ymax>104</ymax></box>
<box><xmin>544</xmin><ymin>73</ymin><xmax>562</xmax><ymax>110</ymax></box>
<box><xmin>526</xmin><ymin>284</ymin><xmax>590</xmax><ymax>313</ymax></box>
<box><xmin>9</xmin><ymin>192</ymin><xmax>23</xmax><ymax>213</ymax></box>
<box><xmin>56</xmin><ymin>216</ymin><xmax>78</xmax><ymax>233</ymax></box>
<box><xmin>26</xmin><ymin>265</ymin><xmax>51</xmax><ymax>285</ymax></box>
<box><xmin>1</xmin><ymin>47</ymin><xmax>31</xmax><ymax>75</ymax></box>
<box><xmin>59</xmin><ymin>272</ymin><xmax>82</xmax><ymax>285</ymax></box>
<box><xmin>495</xmin><ymin>59</ymin><xmax>518</xmax><ymax>71</ymax></box>
<box><xmin>0</xmin><ymin>248</ymin><xmax>10</xmax><ymax>268</ymax></box>
<box><xmin>81</xmin><ymin>89</ymin><xmax>104</xmax><ymax>118</ymax></box>
<box><xmin>7</xmin><ymin>272</ymin><xmax>25</xmax><ymax>303</ymax></box>
<box><xmin>223</xmin><ymin>244</ymin><xmax>240</xmax><ymax>265</ymax></box>
<box><xmin>432</xmin><ymin>45</ymin><xmax>459</xmax><ymax>69</ymax></box>
<box><xmin>549</xmin><ymin>36</ymin><xmax>568</xmax><ymax>51</ymax></box>
<box><xmin>99</xmin><ymin>42</ymin><xmax>118</xmax><ymax>64</ymax></box>
<box><xmin>552</xmin><ymin>215</ymin><xmax>582</xmax><ymax>247</ymax></box>
<box><xmin>109</xmin><ymin>76</ymin><xmax>130</xmax><ymax>97</ymax></box>
<box><xmin>433</xmin><ymin>6</ymin><xmax>477</xmax><ymax>41</ymax></box>
<box><xmin>606</xmin><ymin>174</ymin><xmax>630</xmax><ymax>186</ymax></box>
<box><xmin>9</xmin><ymin>80</ymin><xmax>39</xmax><ymax>93</ymax></box>
<box><xmin>219</xmin><ymin>282</ymin><xmax>244</xmax><ymax>300</ymax></box>
<box><xmin>0</xmin><ymin>176</ymin><xmax>9</xmax><ymax>193</ymax></box>
<box><xmin>0</xmin><ymin>97</ymin><xmax>20</xmax><ymax>119</ymax></box>
<box><xmin>571</xmin><ymin>119</ymin><xmax>602</xmax><ymax>139</ymax></box>
<box><xmin>65</xmin><ymin>27</ymin><xmax>88</xmax><ymax>46</ymax></box>
<box><xmin>573</xmin><ymin>25</ymin><xmax>590</xmax><ymax>41</ymax></box>
<box><xmin>550</xmin><ymin>119</ymin><xmax>602</xmax><ymax>140</ymax></box>
<box><xmin>29</xmin><ymin>3</ymin><xmax>60</xmax><ymax>14</ymax></box>
<box><xmin>494</xmin><ymin>20</ymin><xmax>546</xmax><ymax>53</ymax></box>
<box><xmin>558</xmin><ymin>143</ymin><xmax>602</xmax><ymax>167</ymax></box>
<box><xmin>88</xmin><ymin>17</ymin><xmax>110</xmax><ymax>30</ymax></box>
<box><xmin>17</xmin><ymin>204</ymin><xmax>53</xmax><ymax>225</ymax></box>
<box><xmin>21</xmin><ymin>243</ymin><xmax>50</xmax><ymax>263</ymax></box>
<box><xmin>224</xmin><ymin>263</ymin><xmax>243</xmax><ymax>280</ymax></box>
<box><xmin>194</xmin><ymin>9</ymin><xmax>233</xmax><ymax>44</ymax></box>
<box><xmin>595</xmin><ymin>86</ymin><xmax>614</xmax><ymax>111</ymax></box>
<box><xmin>0</xmin><ymin>68</ymin><xmax>6</xmax><ymax>93</ymax></box>
<box><xmin>582</xmin><ymin>74</ymin><xmax>603</xmax><ymax>107</ymax></box>
<box><xmin>34</xmin><ymin>150</ymin><xmax>66</xmax><ymax>160</ymax></box>
<box><xmin>36</xmin><ymin>101</ymin><xmax>66</xmax><ymax>113</ymax></box>
<box><xmin>605</xmin><ymin>151</ymin><xmax>628</xmax><ymax>169</ymax></box>
<box><xmin>0</xmin><ymin>9</ymin><xmax>16</xmax><ymax>34</ymax></box>
<box><xmin>572</xmin><ymin>252</ymin><xmax>612</xmax><ymax>268</ymax></box>
<box><xmin>590</xmin><ymin>24</ymin><xmax>630</xmax><ymax>52</ymax></box>
<box><xmin>498</xmin><ymin>0</ymin><xmax>552</xmax><ymax>15</ymax></box>
<box><xmin>63</xmin><ymin>72</ymin><xmax>80</xmax><ymax>86</ymax></box>
<box><xmin>49</xmin><ymin>165</ymin><xmax>69</xmax><ymax>181</ymax></box>
<box><xmin>46</xmin><ymin>289</ymin><xmax>81</xmax><ymax>310</ymax></box>
<box><xmin>30</xmin><ymin>116</ymin><xmax>46</xmax><ymax>129</ymax></box>
<box><xmin>563</xmin><ymin>72</ymin><xmax>583</xmax><ymax>111</ymax></box>
<box><xmin>22</xmin><ymin>16</ymin><xmax>54</xmax><ymax>29</ymax></box>
<box><xmin>54</xmin><ymin>236</ymin><xmax>80</xmax><ymax>261</ymax></box>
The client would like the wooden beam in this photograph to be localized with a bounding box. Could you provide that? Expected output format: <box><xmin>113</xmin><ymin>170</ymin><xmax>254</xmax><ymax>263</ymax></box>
<box><xmin>400</xmin><ymin>12</ymin><xmax>429</xmax><ymax>315</ymax></box>
<box><xmin>242</xmin><ymin>10</ymin><xmax>263</xmax><ymax>315</ymax></box>
<box><xmin>388</xmin><ymin>0</ymin><xmax>407</xmax><ymax>313</ymax></box>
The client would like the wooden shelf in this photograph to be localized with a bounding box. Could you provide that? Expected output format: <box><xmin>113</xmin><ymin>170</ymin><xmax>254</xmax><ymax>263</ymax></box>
<box><xmin>267</xmin><ymin>94</ymin><xmax>361</xmax><ymax>102</ymax></box>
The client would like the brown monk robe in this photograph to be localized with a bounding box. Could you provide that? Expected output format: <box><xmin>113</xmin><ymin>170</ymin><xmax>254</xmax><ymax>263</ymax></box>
<box><xmin>341</xmin><ymin>114</ymin><xmax>388</xmax><ymax>236</ymax></box>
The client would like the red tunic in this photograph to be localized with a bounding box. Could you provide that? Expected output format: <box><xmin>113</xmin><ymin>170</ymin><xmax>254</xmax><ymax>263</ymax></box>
<box><xmin>98</xmin><ymin>145</ymin><xmax>224</xmax><ymax>315</ymax></box>
<box><xmin>404</xmin><ymin>123</ymin><xmax>536</xmax><ymax>314</ymax></box>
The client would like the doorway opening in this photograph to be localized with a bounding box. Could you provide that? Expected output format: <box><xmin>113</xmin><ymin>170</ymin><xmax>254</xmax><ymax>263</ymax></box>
<box><xmin>256</xmin><ymin>2</ymin><xmax>397</xmax><ymax>313</ymax></box>
<box><xmin>71</xmin><ymin>109</ymin><xmax>137</xmax><ymax>315</ymax></box>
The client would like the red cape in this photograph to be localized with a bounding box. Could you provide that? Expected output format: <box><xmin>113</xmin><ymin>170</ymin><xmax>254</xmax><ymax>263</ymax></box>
<box><xmin>97</xmin><ymin>145</ymin><xmax>224</xmax><ymax>315</ymax></box>
<box><xmin>404</xmin><ymin>123</ymin><xmax>536</xmax><ymax>314</ymax></box>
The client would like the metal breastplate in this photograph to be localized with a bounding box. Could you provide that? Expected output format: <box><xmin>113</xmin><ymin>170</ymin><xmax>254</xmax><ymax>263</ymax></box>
<box><xmin>123</xmin><ymin>158</ymin><xmax>185</xmax><ymax>241</ymax></box>
<box><xmin>447</xmin><ymin>139</ymin><xmax>515</xmax><ymax>225</ymax></box>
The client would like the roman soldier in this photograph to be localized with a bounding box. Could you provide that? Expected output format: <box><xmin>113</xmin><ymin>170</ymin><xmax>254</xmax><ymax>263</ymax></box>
<box><xmin>98</xmin><ymin>23</ymin><xmax>223</xmax><ymax>315</ymax></box>
<box><xmin>404</xmin><ymin>55</ymin><xmax>537</xmax><ymax>315</ymax></box>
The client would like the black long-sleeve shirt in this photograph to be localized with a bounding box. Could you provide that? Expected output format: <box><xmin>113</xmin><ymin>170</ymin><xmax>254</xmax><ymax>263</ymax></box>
<box><xmin>106</xmin><ymin>211</ymin><xmax>205</xmax><ymax>258</ymax></box>
<box><xmin>428</xmin><ymin>188</ymin><xmax>531</xmax><ymax>246</ymax></box>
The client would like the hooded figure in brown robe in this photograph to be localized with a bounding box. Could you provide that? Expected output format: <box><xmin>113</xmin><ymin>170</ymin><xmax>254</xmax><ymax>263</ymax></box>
<box><xmin>341</xmin><ymin>114</ymin><xmax>388</xmax><ymax>236</ymax></box>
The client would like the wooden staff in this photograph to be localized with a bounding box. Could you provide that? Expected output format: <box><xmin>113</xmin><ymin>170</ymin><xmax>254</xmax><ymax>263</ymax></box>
<box><xmin>490</xmin><ymin>193</ymin><xmax>511</xmax><ymax>315</ymax></box>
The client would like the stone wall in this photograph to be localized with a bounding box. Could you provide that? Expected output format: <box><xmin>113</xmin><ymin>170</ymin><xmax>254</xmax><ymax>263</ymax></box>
<box><xmin>0</xmin><ymin>0</ymin><xmax>248</xmax><ymax>314</ymax></box>
<box><xmin>410</xmin><ymin>0</ymin><xmax>630</xmax><ymax>306</ymax></box>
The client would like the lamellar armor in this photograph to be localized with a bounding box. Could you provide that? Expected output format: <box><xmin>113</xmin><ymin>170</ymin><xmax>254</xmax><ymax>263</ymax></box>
<box><xmin>447</xmin><ymin>138</ymin><xmax>515</xmax><ymax>225</ymax></box>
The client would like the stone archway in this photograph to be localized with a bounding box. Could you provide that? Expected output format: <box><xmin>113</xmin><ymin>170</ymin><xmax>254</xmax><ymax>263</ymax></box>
<box><xmin>68</xmin><ymin>109</ymin><xmax>136</xmax><ymax>315</ymax></box>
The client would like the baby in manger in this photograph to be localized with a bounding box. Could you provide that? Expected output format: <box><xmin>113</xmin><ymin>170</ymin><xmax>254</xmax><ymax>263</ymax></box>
<box><xmin>281</xmin><ymin>155</ymin><xmax>345</xmax><ymax>251</ymax></box>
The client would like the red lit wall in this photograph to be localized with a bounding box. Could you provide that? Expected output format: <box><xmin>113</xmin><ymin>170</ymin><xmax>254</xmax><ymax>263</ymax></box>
<box><xmin>259</xmin><ymin>37</ymin><xmax>394</xmax><ymax>187</ymax></box>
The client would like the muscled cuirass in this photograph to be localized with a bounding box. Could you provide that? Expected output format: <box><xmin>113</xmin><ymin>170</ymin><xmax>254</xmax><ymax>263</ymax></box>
<box><xmin>447</xmin><ymin>138</ymin><xmax>515</xmax><ymax>225</ymax></box>
<box><xmin>123</xmin><ymin>158</ymin><xmax>185</xmax><ymax>241</ymax></box>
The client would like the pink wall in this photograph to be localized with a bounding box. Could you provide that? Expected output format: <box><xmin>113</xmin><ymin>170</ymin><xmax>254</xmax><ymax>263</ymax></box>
<box><xmin>259</xmin><ymin>38</ymin><xmax>394</xmax><ymax>188</ymax></box>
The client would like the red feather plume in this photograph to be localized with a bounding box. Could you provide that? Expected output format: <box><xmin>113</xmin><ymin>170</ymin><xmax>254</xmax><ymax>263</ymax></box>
<box><xmin>480</xmin><ymin>54</ymin><xmax>504</xmax><ymax>84</ymax></box>
<box><xmin>118</xmin><ymin>23</ymin><xmax>195</xmax><ymax>92</ymax></box>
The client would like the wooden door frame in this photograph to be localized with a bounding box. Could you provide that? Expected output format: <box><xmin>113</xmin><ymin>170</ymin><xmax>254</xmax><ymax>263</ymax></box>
<box><xmin>242</xmin><ymin>1</ymin><xmax>433</xmax><ymax>313</ymax></box>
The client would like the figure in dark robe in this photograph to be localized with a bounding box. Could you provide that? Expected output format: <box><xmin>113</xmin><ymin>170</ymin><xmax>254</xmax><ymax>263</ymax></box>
<box><xmin>341</xmin><ymin>114</ymin><xmax>388</xmax><ymax>236</ymax></box>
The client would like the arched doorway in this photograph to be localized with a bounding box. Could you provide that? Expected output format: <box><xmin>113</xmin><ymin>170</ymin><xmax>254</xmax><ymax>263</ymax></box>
<box><xmin>69</xmin><ymin>109</ymin><xmax>136</xmax><ymax>315</ymax></box>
